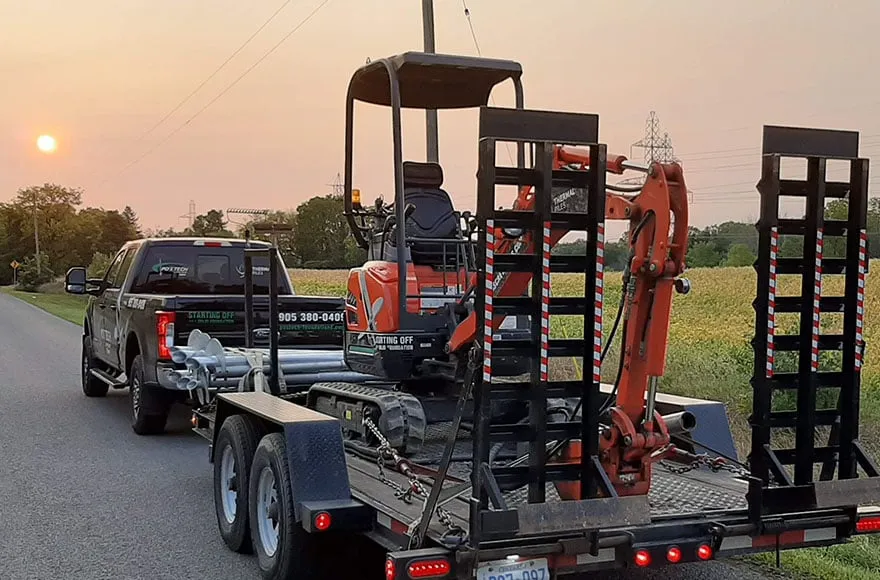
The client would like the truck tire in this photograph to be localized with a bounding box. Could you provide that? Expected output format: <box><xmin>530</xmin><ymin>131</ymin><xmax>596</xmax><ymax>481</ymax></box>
<box><xmin>129</xmin><ymin>354</ymin><xmax>171</xmax><ymax>435</ymax></box>
<box><xmin>214</xmin><ymin>414</ymin><xmax>264</xmax><ymax>553</ymax></box>
<box><xmin>81</xmin><ymin>336</ymin><xmax>109</xmax><ymax>397</ymax></box>
<box><xmin>249</xmin><ymin>433</ymin><xmax>333</xmax><ymax>580</ymax></box>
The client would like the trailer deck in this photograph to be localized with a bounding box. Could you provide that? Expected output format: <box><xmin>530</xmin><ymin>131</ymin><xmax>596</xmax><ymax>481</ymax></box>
<box><xmin>344</xmin><ymin>417</ymin><xmax>749</xmax><ymax>546</ymax></box>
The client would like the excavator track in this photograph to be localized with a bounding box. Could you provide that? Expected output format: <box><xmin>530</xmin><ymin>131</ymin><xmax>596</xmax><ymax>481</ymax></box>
<box><xmin>306</xmin><ymin>382</ymin><xmax>426</xmax><ymax>456</ymax></box>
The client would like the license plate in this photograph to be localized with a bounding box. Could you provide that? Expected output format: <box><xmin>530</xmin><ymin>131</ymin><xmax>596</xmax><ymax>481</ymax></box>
<box><xmin>475</xmin><ymin>557</ymin><xmax>549</xmax><ymax>580</ymax></box>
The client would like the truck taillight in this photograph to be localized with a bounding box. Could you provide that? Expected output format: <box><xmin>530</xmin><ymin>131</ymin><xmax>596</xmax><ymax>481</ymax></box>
<box><xmin>157</xmin><ymin>311</ymin><xmax>176</xmax><ymax>360</ymax></box>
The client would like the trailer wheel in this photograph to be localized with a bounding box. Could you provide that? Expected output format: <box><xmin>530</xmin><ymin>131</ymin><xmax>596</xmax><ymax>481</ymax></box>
<box><xmin>81</xmin><ymin>336</ymin><xmax>109</xmax><ymax>397</ymax></box>
<box><xmin>213</xmin><ymin>414</ymin><xmax>264</xmax><ymax>553</ymax></box>
<box><xmin>129</xmin><ymin>355</ymin><xmax>171</xmax><ymax>435</ymax></box>
<box><xmin>249</xmin><ymin>433</ymin><xmax>329</xmax><ymax>580</ymax></box>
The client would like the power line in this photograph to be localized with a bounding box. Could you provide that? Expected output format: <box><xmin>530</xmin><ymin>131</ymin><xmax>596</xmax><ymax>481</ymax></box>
<box><xmin>460</xmin><ymin>0</ymin><xmax>512</xmax><ymax>165</ymax></box>
<box><xmin>135</xmin><ymin>0</ymin><xmax>295</xmax><ymax>143</ymax></box>
<box><xmin>98</xmin><ymin>0</ymin><xmax>332</xmax><ymax>187</ymax></box>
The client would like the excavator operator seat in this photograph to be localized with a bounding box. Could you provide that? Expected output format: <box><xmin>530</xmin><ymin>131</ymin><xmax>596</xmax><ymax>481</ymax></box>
<box><xmin>399</xmin><ymin>161</ymin><xmax>462</xmax><ymax>267</ymax></box>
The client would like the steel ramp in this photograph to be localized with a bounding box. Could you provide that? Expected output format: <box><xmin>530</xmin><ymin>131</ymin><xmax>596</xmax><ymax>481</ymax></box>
<box><xmin>749</xmin><ymin>124</ymin><xmax>879</xmax><ymax>519</ymax></box>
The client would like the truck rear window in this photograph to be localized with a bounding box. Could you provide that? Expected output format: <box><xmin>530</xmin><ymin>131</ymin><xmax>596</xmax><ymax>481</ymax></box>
<box><xmin>129</xmin><ymin>245</ymin><xmax>291</xmax><ymax>295</ymax></box>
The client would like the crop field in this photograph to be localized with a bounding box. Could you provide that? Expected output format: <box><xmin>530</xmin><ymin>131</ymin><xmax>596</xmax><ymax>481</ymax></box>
<box><xmin>290</xmin><ymin>265</ymin><xmax>880</xmax><ymax>580</ymax></box>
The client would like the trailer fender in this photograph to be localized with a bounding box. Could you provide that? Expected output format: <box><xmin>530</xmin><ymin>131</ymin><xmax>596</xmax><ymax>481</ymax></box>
<box><xmin>214</xmin><ymin>391</ymin><xmax>356</xmax><ymax>523</ymax></box>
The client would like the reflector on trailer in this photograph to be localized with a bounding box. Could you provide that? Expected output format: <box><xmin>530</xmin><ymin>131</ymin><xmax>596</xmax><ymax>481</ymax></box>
<box><xmin>314</xmin><ymin>512</ymin><xmax>331</xmax><ymax>531</ymax></box>
<box><xmin>697</xmin><ymin>544</ymin><xmax>713</xmax><ymax>561</ymax></box>
<box><xmin>856</xmin><ymin>516</ymin><xmax>880</xmax><ymax>533</ymax></box>
<box><xmin>385</xmin><ymin>558</ymin><xmax>395</xmax><ymax>580</ymax></box>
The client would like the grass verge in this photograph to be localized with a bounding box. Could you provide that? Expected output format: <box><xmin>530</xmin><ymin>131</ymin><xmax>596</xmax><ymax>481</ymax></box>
<box><xmin>1</xmin><ymin>286</ymin><xmax>87</xmax><ymax>325</ymax></box>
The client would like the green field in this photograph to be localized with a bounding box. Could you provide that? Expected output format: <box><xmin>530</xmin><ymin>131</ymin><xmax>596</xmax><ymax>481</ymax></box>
<box><xmin>5</xmin><ymin>266</ymin><xmax>879</xmax><ymax>579</ymax></box>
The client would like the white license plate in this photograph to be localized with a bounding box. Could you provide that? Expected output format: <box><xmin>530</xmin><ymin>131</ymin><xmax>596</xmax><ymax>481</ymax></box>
<box><xmin>475</xmin><ymin>557</ymin><xmax>549</xmax><ymax>580</ymax></box>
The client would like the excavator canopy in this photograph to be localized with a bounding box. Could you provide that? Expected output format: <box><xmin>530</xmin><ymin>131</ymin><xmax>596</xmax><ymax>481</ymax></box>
<box><xmin>348</xmin><ymin>51</ymin><xmax>523</xmax><ymax>109</ymax></box>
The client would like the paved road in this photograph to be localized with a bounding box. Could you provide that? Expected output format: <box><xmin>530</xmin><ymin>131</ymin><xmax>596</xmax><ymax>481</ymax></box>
<box><xmin>0</xmin><ymin>292</ymin><xmax>779</xmax><ymax>580</ymax></box>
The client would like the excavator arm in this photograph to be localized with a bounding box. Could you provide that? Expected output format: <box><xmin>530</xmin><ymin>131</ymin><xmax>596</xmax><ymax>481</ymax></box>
<box><xmin>447</xmin><ymin>145</ymin><xmax>690</xmax><ymax>496</ymax></box>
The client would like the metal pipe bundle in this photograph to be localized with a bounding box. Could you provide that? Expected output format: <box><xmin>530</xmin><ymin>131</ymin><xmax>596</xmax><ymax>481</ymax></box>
<box><xmin>166</xmin><ymin>329</ymin><xmax>376</xmax><ymax>393</ymax></box>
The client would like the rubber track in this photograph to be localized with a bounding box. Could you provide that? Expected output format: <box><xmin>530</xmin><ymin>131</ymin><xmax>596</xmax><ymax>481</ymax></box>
<box><xmin>307</xmin><ymin>382</ymin><xmax>427</xmax><ymax>456</ymax></box>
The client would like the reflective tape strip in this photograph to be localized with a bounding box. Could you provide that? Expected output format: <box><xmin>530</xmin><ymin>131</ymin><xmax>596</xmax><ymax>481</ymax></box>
<box><xmin>811</xmin><ymin>229</ymin><xmax>823</xmax><ymax>372</ymax></box>
<box><xmin>767</xmin><ymin>227</ymin><xmax>779</xmax><ymax>378</ymax></box>
<box><xmin>594</xmin><ymin>223</ymin><xmax>605</xmax><ymax>383</ymax></box>
<box><xmin>856</xmin><ymin>229</ymin><xmax>867</xmax><ymax>371</ymax></box>
<box><xmin>540</xmin><ymin>222</ymin><xmax>551</xmax><ymax>382</ymax></box>
<box><xmin>483</xmin><ymin>220</ymin><xmax>495</xmax><ymax>384</ymax></box>
<box><xmin>719</xmin><ymin>527</ymin><xmax>838</xmax><ymax>553</ymax></box>
<box><xmin>376</xmin><ymin>511</ymin><xmax>409</xmax><ymax>535</ymax></box>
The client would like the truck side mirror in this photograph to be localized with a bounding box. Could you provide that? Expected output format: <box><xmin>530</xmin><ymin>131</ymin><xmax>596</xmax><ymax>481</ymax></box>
<box><xmin>65</xmin><ymin>267</ymin><xmax>87</xmax><ymax>294</ymax></box>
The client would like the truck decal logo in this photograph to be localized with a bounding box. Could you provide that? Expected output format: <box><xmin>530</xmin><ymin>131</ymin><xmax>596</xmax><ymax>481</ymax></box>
<box><xmin>236</xmin><ymin>264</ymin><xmax>270</xmax><ymax>278</ymax></box>
<box><xmin>125</xmin><ymin>296</ymin><xmax>147</xmax><ymax>310</ymax></box>
<box><xmin>152</xmin><ymin>262</ymin><xmax>189</xmax><ymax>276</ymax></box>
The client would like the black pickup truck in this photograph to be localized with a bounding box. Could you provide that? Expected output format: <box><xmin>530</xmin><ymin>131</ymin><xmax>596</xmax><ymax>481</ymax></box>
<box><xmin>64</xmin><ymin>237</ymin><xmax>345</xmax><ymax>435</ymax></box>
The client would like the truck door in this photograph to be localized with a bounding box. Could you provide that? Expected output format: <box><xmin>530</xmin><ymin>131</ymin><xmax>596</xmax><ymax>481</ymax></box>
<box><xmin>101</xmin><ymin>248</ymin><xmax>137</xmax><ymax>370</ymax></box>
<box><xmin>93</xmin><ymin>249</ymin><xmax>130</xmax><ymax>367</ymax></box>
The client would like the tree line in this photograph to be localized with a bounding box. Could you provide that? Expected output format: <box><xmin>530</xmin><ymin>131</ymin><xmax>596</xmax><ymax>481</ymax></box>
<box><xmin>2</xmin><ymin>183</ymin><xmax>877</xmax><ymax>289</ymax></box>
<box><xmin>555</xmin><ymin>198</ymin><xmax>880</xmax><ymax>270</ymax></box>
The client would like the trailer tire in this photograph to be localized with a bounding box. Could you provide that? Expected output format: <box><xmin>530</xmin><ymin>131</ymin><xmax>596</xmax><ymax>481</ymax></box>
<box><xmin>81</xmin><ymin>336</ymin><xmax>109</xmax><ymax>397</ymax></box>
<box><xmin>213</xmin><ymin>414</ymin><xmax>264</xmax><ymax>554</ymax></box>
<box><xmin>129</xmin><ymin>355</ymin><xmax>170</xmax><ymax>435</ymax></box>
<box><xmin>249</xmin><ymin>433</ymin><xmax>331</xmax><ymax>580</ymax></box>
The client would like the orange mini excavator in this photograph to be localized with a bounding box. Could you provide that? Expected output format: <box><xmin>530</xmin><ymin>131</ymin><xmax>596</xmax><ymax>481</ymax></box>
<box><xmin>306</xmin><ymin>52</ymin><xmax>690</xmax><ymax>498</ymax></box>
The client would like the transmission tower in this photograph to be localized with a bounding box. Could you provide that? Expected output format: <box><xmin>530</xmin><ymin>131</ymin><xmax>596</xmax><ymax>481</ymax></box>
<box><xmin>327</xmin><ymin>172</ymin><xmax>344</xmax><ymax>196</ymax></box>
<box><xmin>179</xmin><ymin>200</ymin><xmax>196</xmax><ymax>228</ymax></box>
<box><xmin>630</xmin><ymin>111</ymin><xmax>679</xmax><ymax>164</ymax></box>
<box><xmin>616</xmin><ymin>111</ymin><xmax>691</xmax><ymax>204</ymax></box>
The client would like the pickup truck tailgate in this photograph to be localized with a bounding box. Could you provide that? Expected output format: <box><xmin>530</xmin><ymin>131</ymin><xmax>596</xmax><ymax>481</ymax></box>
<box><xmin>171</xmin><ymin>294</ymin><xmax>344</xmax><ymax>349</ymax></box>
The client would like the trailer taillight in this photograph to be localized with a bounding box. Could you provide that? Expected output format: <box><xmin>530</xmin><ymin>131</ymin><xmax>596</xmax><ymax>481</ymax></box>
<box><xmin>157</xmin><ymin>311</ymin><xmax>175</xmax><ymax>360</ymax></box>
<box><xmin>407</xmin><ymin>559</ymin><xmax>451</xmax><ymax>578</ymax></box>
<box><xmin>633</xmin><ymin>550</ymin><xmax>651</xmax><ymax>567</ymax></box>
<box><xmin>313</xmin><ymin>512</ymin><xmax>331</xmax><ymax>531</ymax></box>
<box><xmin>696</xmin><ymin>544</ymin><xmax>713</xmax><ymax>560</ymax></box>
<box><xmin>857</xmin><ymin>516</ymin><xmax>880</xmax><ymax>533</ymax></box>
<box><xmin>666</xmin><ymin>546</ymin><xmax>682</xmax><ymax>563</ymax></box>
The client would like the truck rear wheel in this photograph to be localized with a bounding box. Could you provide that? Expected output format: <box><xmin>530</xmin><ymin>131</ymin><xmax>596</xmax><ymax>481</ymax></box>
<box><xmin>249</xmin><ymin>433</ymin><xmax>330</xmax><ymax>580</ymax></box>
<box><xmin>129</xmin><ymin>355</ymin><xmax>171</xmax><ymax>435</ymax></box>
<box><xmin>214</xmin><ymin>414</ymin><xmax>264</xmax><ymax>553</ymax></box>
<box><xmin>81</xmin><ymin>336</ymin><xmax>109</xmax><ymax>397</ymax></box>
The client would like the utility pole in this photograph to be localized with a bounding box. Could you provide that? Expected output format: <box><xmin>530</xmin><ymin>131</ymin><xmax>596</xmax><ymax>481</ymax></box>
<box><xmin>32</xmin><ymin>191</ymin><xmax>40</xmax><ymax>275</ymax></box>
<box><xmin>422</xmin><ymin>0</ymin><xmax>439</xmax><ymax>163</ymax></box>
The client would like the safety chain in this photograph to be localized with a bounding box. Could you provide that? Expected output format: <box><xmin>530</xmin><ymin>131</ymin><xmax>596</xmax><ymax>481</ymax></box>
<box><xmin>362</xmin><ymin>416</ymin><xmax>467</xmax><ymax>547</ymax></box>
<box><xmin>659</xmin><ymin>452</ymin><xmax>750</xmax><ymax>478</ymax></box>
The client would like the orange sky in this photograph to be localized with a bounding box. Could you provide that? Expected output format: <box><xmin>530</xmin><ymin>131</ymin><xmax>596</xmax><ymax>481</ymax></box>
<box><xmin>3</xmin><ymin>0</ymin><xmax>880</xmax><ymax>238</ymax></box>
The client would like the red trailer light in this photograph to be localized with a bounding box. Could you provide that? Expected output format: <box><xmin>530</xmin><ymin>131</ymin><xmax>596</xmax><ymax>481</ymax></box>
<box><xmin>385</xmin><ymin>558</ymin><xmax>396</xmax><ymax>580</ymax></box>
<box><xmin>407</xmin><ymin>559</ymin><xmax>451</xmax><ymax>578</ymax></box>
<box><xmin>156</xmin><ymin>311</ymin><xmax>176</xmax><ymax>360</ymax></box>
<box><xmin>313</xmin><ymin>512</ymin><xmax>331</xmax><ymax>531</ymax></box>
<box><xmin>634</xmin><ymin>550</ymin><xmax>651</xmax><ymax>567</ymax></box>
<box><xmin>666</xmin><ymin>546</ymin><xmax>682</xmax><ymax>563</ymax></box>
<box><xmin>697</xmin><ymin>544</ymin><xmax>714</xmax><ymax>561</ymax></box>
<box><xmin>857</xmin><ymin>516</ymin><xmax>880</xmax><ymax>533</ymax></box>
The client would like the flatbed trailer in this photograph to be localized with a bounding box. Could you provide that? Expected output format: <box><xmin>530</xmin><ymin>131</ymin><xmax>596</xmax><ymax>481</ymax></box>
<box><xmin>186</xmin><ymin>57</ymin><xmax>880</xmax><ymax>578</ymax></box>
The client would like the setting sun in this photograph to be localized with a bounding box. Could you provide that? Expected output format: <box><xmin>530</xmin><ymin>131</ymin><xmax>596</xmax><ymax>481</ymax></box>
<box><xmin>36</xmin><ymin>134</ymin><xmax>57</xmax><ymax>153</ymax></box>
